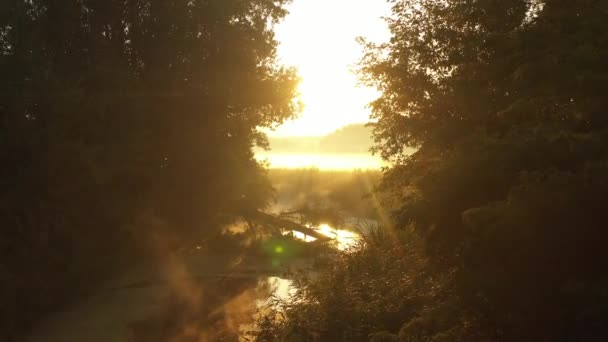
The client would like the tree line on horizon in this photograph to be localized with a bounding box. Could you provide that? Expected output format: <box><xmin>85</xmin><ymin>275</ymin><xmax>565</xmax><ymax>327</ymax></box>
<box><xmin>264</xmin><ymin>123</ymin><xmax>379</xmax><ymax>154</ymax></box>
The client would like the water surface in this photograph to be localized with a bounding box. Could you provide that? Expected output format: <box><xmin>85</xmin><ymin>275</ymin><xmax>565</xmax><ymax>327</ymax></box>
<box><xmin>256</xmin><ymin>152</ymin><xmax>385</xmax><ymax>170</ymax></box>
<box><xmin>26</xmin><ymin>223</ymin><xmax>362</xmax><ymax>341</ymax></box>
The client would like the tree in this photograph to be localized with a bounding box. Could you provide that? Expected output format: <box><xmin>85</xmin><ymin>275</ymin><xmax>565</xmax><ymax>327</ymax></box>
<box><xmin>0</xmin><ymin>0</ymin><xmax>297</xmax><ymax>339</ymax></box>
<box><xmin>361</xmin><ymin>0</ymin><xmax>608</xmax><ymax>340</ymax></box>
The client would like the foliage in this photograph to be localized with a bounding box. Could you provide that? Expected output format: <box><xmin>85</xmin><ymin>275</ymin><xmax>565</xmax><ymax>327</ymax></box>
<box><xmin>256</xmin><ymin>0</ymin><xmax>608</xmax><ymax>341</ymax></box>
<box><xmin>251</xmin><ymin>228</ymin><xmax>486</xmax><ymax>342</ymax></box>
<box><xmin>357</xmin><ymin>0</ymin><xmax>608</xmax><ymax>340</ymax></box>
<box><xmin>0</xmin><ymin>0</ymin><xmax>297</xmax><ymax>339</ymax></box>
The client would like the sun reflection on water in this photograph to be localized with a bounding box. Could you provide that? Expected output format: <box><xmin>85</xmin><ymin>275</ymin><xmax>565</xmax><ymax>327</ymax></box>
<box><xmin>288</xmin><ymin>223</ymin><xmax>360</xmax><ymax>251</ymax></box>
<box><xmin>315</xmin><ymin>223</ymin><xmax>360</xmax><ymax>250</ymax></box>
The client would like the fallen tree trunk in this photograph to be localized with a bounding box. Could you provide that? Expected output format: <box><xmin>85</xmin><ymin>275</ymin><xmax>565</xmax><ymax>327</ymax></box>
<box><xmin>250</xmin><ymin>211</ymin><xmax>331</xmax><ymax>241</ymax></box>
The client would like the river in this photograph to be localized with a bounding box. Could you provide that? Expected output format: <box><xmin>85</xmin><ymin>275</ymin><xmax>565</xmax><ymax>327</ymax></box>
<box><xmin>25</xmin><ymin>223</ymin><xmax>362</xmax><ymax>342</ymax></box>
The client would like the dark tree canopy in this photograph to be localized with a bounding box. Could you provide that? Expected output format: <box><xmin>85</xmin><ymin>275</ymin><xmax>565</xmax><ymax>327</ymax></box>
<box><xmin>0</xmin><ymin>0</ymin><xmax>297</xmax><ymax>339</ymax></box>
<box><xmin>358</xmin><ymin>0</ymin><xmax>608</xmax><ymax>340</ymax></box>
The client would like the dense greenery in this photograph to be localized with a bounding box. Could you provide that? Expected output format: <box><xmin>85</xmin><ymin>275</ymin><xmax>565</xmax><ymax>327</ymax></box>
<box><xmin>251</xmin><ymin>229</ymin><xmax>437</xmax><ymax>342</ymax></box>
<box><xmin>4</xmin><ymin>0</ymin><xmax>608</xmax><ymax>340</ymax></box>
<box><xmin>256</xmin><ymin>0</ymin><xmax>608</xmax><ymax>341</ymax></box>
<box><xmin>0</xmin><ymin>0</ymin><xmax>297</xmax><ymax>339</ymax></box>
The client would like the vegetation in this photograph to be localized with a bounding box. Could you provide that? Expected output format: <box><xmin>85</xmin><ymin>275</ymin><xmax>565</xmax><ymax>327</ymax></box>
<box><xmin>266</xmin><ymin>124</ymin><xmax>383</xmax><ymax>154</ymax></box>
<box><xmin>250</xmin><ymin>228</ymin><xmax>434</xmax><ymax>342</ymax></box>
<box><xmin>254</xmin><ymin>0</ymin><xmax>608</xmax><ymax>341</ymax></box>
<box><xmin>0</xmin><ymin>0</ymin><xmax>296</xmax><ymax>340</ymax></box>
<box><xmin>269</xmin><ymin>168</ymin><xmax>383</xmax><ymax>222</ymax></box>
<box><xmin>3</xmin><ymin>0</ymin><xmax>608</xmax><ymax>340</ymax></box>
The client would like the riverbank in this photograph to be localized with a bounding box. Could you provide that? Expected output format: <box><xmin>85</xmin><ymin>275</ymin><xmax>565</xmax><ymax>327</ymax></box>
<box><xmin>25</xmin><ymin>242</ymin><xmax>320</xmax><ymax>342</ymax></box>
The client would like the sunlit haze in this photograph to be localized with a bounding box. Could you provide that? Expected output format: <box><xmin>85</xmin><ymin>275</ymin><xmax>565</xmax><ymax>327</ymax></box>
<box><xmin>256</xmin><ymin>0</ymin><xmax>391</xmax><ymax>169</ymax></box>
<box><xmin>259</xmin><ymin>153</ymin><xmax>385</xmax><ymax>170</ymax></box>
<box><xmin>14</xmin><ymin>1</ymin><xmax>606</xmax><ymax>340</ymax></box>
<box><xmin>270</xmin><ymin>0</ymin><xmax>391</xmax><ymax>137</ymax></box>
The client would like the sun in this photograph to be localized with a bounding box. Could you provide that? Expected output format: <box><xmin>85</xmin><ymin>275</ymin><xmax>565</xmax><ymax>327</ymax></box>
<box><xmin>269</xmin><ymin>0</ymin><xmax>391</xmax><ymax>137</ymax></box>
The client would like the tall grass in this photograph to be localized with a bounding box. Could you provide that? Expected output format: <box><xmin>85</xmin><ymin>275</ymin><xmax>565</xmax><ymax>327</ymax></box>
<box><xmin>248</xmin><ymin>226</ymin><xmax>462</xmax><ymax>341</ymax></box>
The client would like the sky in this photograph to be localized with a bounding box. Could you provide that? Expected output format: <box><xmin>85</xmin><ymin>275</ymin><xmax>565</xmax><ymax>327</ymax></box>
<box><xmin>268</xmin><ymin>0</ymin><xmax>391</xmax><ymax>137</ymax></box>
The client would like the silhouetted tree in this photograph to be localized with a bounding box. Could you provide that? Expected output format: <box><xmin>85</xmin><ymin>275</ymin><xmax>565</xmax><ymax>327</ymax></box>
<box><xmin>358</xmin><ymin>0</ymin><xmax>608</xmax><ymax>340</ymax></box>
<box><xmin>251</xmin><ymin>1</ymin><xmax>608</xmax><ymax>341</ymax></box>
<box><xmin>0</xmin><ymin>0</ymin><xmax>297</xmax><ymax>339</ymax></box>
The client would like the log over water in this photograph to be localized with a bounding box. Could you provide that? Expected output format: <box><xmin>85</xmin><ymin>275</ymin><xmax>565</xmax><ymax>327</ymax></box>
<box><xmin>251</xmin><ymin>211</ymin><xmax>332</xmax><ymax>241</ymax></box>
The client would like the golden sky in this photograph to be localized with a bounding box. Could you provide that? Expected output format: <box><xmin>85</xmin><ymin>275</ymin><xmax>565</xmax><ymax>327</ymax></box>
<box><xmin>269</xmin><ymin>0</ymin><xmax>391</xmax><ymax>137</ymax></box>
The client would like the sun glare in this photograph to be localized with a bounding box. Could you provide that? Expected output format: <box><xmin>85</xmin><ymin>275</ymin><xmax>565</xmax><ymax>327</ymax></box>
<box><xmin>315</xmin><ymin>223</ymin><xmax>360</xmax><ymax>250</ymax></box>
<box><xmin>287</xmin><ymin>223</ymin><xmax>361</xmax><ymax>251</ymax></box>
<box><xmin>270</xmin><ymin>0</ymin><xmax>391</xmax><ymax>137</ymax></box>
<box><xmin>255</xmin><ymin>0</ymin><xmax>391</xmax><ymax>170</ymax></box>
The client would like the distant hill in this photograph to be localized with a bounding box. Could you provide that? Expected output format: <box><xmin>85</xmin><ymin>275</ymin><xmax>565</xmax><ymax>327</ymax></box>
<box><xmin>267</xmin><ymin>124</ymin><xmax>374</xmax><ymax>154</ymax></box>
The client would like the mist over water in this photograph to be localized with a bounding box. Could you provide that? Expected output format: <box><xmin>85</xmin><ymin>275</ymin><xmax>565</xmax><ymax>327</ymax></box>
<box><xmin>259</xmin><ymin>124</ymin><xmax>387</xmax><ymax>170</ymax></box>
<box><xmin>256</xmin><ymin>152</ymin><xmax>384</xmax><ymax>170</ymax></box>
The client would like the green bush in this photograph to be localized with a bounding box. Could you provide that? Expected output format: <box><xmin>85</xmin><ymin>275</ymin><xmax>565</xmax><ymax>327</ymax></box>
<box><xmin>251</xmin><ymin>228</ymin><xmax>451</xmax><ymax>341</ymax></box>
